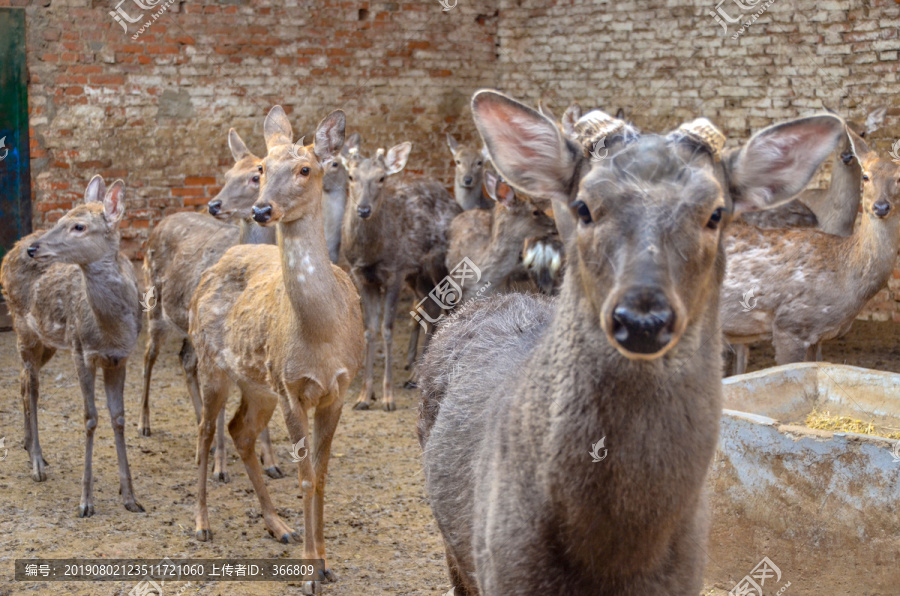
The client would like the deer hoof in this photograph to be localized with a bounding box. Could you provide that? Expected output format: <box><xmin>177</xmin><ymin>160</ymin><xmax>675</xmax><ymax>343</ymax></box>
<box><xmin>214</xmin><ymin>470</ymin><xmax>231</xmax><ymax>483</ymax></box>
<box><xmin>302</xmin><ymin>580</ymin><xmax>320</xmax><ymax>595</ymax></box>
<box><xmin>383</xmin><ymin>401</ymin><xmax>396</xmax><ymax>412</ymax></box>
<box><xmin>352</xmin><ymin>401</ymin><xmax>371</xmax><ymax>411</ymax></box>
<box><xmin>264</xmin><ymin>466</ymin><xmax>285</xmax><ymax>479</ymax></box>
<box><xmin>266</xmin><ymin>528</ymin><xmax>293</xmax><ymax>544</ymax></box>
<box><xmin>125</xmin><ymin>501</ymin><xmax>145</xmax><ymax>513</ymax></box>
<box><xmin>321</xmin><ymin>568</ymin><xmax>338</xmax><ymax>583</ymax></box>
<box><xmin>403</xmin><ymin>379</ymin><xmax>417</xmax><ymax>389</ymax></box>
<box><xmin>31</xmin><ymin>468</ymin><xmax>48</xmax><ymax>482</ymax></box>
<box><xmin>78</xmin><ymin>504</ymin><xmax>95</xmax><ymax>518</ymax></box>
<box><xmin>195</xmin><ymin>528</ymin><xmax>213</xmax><ymax>542</ymax></box>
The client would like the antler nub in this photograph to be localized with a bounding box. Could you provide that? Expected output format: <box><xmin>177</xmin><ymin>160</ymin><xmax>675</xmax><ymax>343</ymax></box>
<box><xmin>572</xmin><ymin>110</ymin><xmax>626</xmax><ymax>158</ymax></box>
<box><xmin>674</xmin><ymin>118</ymin><xmax>726</xmax><ymax>162</ymax></box>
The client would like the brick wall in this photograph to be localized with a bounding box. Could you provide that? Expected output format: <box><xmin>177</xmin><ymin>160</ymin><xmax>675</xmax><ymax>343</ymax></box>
<box><xmin>8</xmin><ymin>0</ymin><xmax>900</xmax><ymax>320</ymax></box>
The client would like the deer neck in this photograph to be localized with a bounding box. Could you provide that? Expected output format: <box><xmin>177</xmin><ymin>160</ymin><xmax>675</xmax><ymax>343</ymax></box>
<box><xmin>454</xmin><ymin>181</ymin><xmax>484</xmax><ymax>210</ymax></box>
<box><xmin>847</xmin><ymin>211</ymin><xmax>900</xmax><ymax>300</ymax></box>
<box><xmin>824</xmin><ymin>139</ymin><xmax>863</xmax><ymax>228</ymax></box>
<box><xmin>239</xmin><ymin>218</ymin><xmax>277</xmax><ymax>245</ymax></box>
<box><xmin>277</xmin><ymin>205</ymin><xmax>342</xmax><ymax>338</ymax></box>
<box><xmin>480</xmin><ymin>210</ymin><xmax>522</xmax><ymax>284</ymax></box>
<box><xmin>80</xmin><ymin>253</ymin><xmax>137</xmax><ymax>336</ymax></box>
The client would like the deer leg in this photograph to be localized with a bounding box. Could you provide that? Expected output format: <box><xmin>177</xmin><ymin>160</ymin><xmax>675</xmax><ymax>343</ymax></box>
<box><xmin>139</xmin><ymin>319</ymin><xmax>166</xmax><ymax>437</ymax></box>
<box><xmin>195</xmin><ymin>368</ymin><xmax>229</xmax><ymax>541</ymax></box>
<box><xmin>212</xmin><ymin>402</ymin><xmax>229</xmax><ymax>483</ymax></box>
<box><xmin>103</xmin><ymin>363</ymin><xmax>144</xmax><ymax>513</ymax></box>
<box><xmin>353</xmin><ymin>283</ymin><xmax>382</xmax><ymax>410</ymax></box>
<box><xmin>258</xmin><ymin>427</ymin><xmax>284</xmax><ymax>479</ymax></box>
<box><xmin>405</xmin><ymin>317</ymin><xmax>420</xmax><ymax>371</ymax></box>
<box><xmin>179</xmin><ymin>338</ymin><xmax>202</xmax><ymax>421</ymax></box>
<box><xmin>380</xmin><ymin>282</ymin><xmax>403</xmax><ymax>412</ymax></box>
<box><xmin>307</xmin><ymin>397</ymin><xmax>343</xmax><ymax>587</ymax></box>
<box><xmin>732</xmin><ymin>344</ymin><xmax>749</xmax><ymax>376</ymax></box>
<box><xmin>20</xmin><ymin>345</ymin><xmax>48</xmax><ymax>481</ymax></box>
<box><xmin>773</xmin><ymin>330</ymin><xmax>808</xmax><ymax>366</ymax></box>
<box><xmin>229</xmin><ymin>388</ymin><xmax>298</xmax><ymax>543</ymax></box>
<box><xmin>72</xmin><ymin>352</ymin><xmax>99</xmax><ymax>517</ymax></box>
<box><xmin>406</xmin><ymin>296</ymin><xmax>443</xmax><ymax>388</ymax></box>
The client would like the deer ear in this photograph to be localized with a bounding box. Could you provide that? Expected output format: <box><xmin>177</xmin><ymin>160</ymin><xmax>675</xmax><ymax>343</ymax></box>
<box><xmin>865</xmin><ymin>107</ymin><xmax>886</xmax><ymax>135</ymax></box>
<box><xmin>446</xmin><ymin>133</ymin><xmax>458</xmax><ymax>154</ymax></box>
<box><xmin>728</xmin><ymin>113</ymin><xmax>846</xmax><ymax>215</ymax></box>
<box><xmin>484</xmin><ymin>171</ymin><xmax>516</xmax><ymax>206</ymax></box>
<box><xmin>264</xmin><ymin>105</ymin><xmax>293</xmax><ymax>151</ymax></box>
<box><xmin>385</xmin><ymin>142</ymin><xmax>412</xmax><ymax>175</ymax></box>
<box><xmin>472</xmin><ymin>90</ymin><xmax>583</xmax><ymax>211</ymax></box>
<box><xmin>103</xmin><ymin>180</ymin><xmax>126</xmax><ymax>225</ymax></box>
<box><xmin>228</xmin><ymin>128</ymin><xmax>251</xmax><ymax>162</ymax></box>
<box><xmin>84</xmin><ymin>175</ymin><xmax>107</xmax><ymax>204</ymax></box>
<box><xmin>314</xmin><ymin>110</ymin><xmax>346</xmax><ymax>163</ymax></box>
<box><xmin>561</xmin><ymin>103</ymin><xmax>582</xmax><ymax>138</ymax></box>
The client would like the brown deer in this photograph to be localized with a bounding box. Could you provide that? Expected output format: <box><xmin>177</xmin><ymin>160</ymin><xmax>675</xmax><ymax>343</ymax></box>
<box><xmin>190</xmin><ymin>107</ymin><xmax>363</xmax><ymax>594</ymax></box>
<box><xmin>740</xmin><ymin>107</ymin><xmax>885</xmax><ymax>236</ymax></box>
<box><xmin>447</xmin><ymin>133</ymin><xmax>492</xmax><ymax>210</ymax></box>
<box><xmin>341</xmin><ymin>141</ymin><xmax>460</xmax><ymax>411</ymax></box>
<box><xmin>445</xmin><ymin>170</ymin><xmax>559</xmax><ymax>302</ymax></box>
<box><xmin>141</xmin><ymin>129</ymin><xmax>283</xmax><ymax>481</ymax></box>
<box><xmin>723</xmin><ymin>125</ymin><xmax>900</xmax><ymax>373</ymax></box>
<box><xmin>418</xmin><ymin>91</ymin><xmax>845</xmax><ymax>595</ymax></box>
<box><xmin>1</xmin><ymin>176</ymin><xmax>143</xmax><ymax>517</ymax></box>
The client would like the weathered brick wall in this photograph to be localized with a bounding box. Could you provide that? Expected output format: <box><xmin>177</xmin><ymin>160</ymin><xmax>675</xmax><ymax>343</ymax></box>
<box><xmin>9</xmin><ymin>0</ymin><xmax>900</xmax><ymax>319</ymax></box>
<box><xmin>496</xmin><ymin>0</ymin><xmax>900</xmax><ymax>322</ymax></box>
<box><xmin>11</xmin><ymin>0</ymin><xmax>499</xmax><ymax>258</ymax></box>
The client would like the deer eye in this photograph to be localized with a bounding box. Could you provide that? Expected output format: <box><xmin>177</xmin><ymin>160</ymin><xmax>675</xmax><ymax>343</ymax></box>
<box><xmin>455</xmin><ymin>159</ymin><xmax>460</xmax><ymax>165</ymax></box>
<box><xmin>332</xmin><ymin>162</ymin><xmax>339</xmax><ymax>168</ymax></box>
<box><xmin>251</xmin><ymin>175</ymin><xmax>259</xmax><ymax>183</ymax></box>
<box><xmin>348</xmin><ymin>175</ymin><xmax>354</xmax><ymax>181</ymax></box>
<box><xmin>73</xmin><ymin>224</ymin><xmax>85</xmax><ymax>232</ymax></box>
<box><xmin>862</xmin><ymin>172</ymin><xmax>870</xmax><ymax>182</ymax></box>
<box><xmin>707</xmin><ymin>207</ymin><xmax>725</xmax><ymax>229</ymax></box>
<box><xmin>476</xmin><ymin>160</ymin><xmax>483</xmax><ymax>166</ymax></box>
<box><xmin>300</xmin><ymin>167</ymin><xmax>310</xmax><ymax>176</ymax></box>
<box><xmin>379</xmin><ymin>176</ymin><xmax>385</xmax><ymax>183</ymax></box>
<box><xmin>257</xmin><ymin>165</ymin><xmax>263</xmax><ymax>173</ymax></box>
<box><xmin>571</xmin><ymin>200</ymin><xmax>592</xmax><ymax>224</ymax></box>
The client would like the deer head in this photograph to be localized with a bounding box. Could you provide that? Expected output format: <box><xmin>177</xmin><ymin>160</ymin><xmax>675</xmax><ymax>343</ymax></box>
<box><xmin>472</xmin><ymin>90</ymin><xmax>845</xmax><ymax>359</ymax></box>
<box><xmin>207</xmin><ymin>128</ymin><xmax>263</xmax><ymax>221</ymax></box>
<box><xmin>28</xmin><ymin>175</ymin><xmax>126</xmax><ymax>265</ymax></box>
<box><xmin>252</xmin><ymin>106</ymin><xmax>345</xmax><ymax>225</ymax></box>
<box><xmin>447</xmin><ymin>134</ymin><xmax>488</xmax><ymax>192</ymax></box>
<box><xmin>848</xmin><ymin>128</ymin><xmax>900</xmax><ymax>222</ymax></box>
<box><xmin>345</xmin><ymin>141</ymin><xmax>411</xmax><ymax>220</ymax></box>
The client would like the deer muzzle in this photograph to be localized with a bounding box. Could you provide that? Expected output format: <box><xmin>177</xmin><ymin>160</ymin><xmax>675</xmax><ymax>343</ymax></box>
<box><xmin>252</xmin><ymin>203</ymin><xmax>273</xmax><ymax>223</ymax></box>
<box><xmin>606</xmin><ymin>286</ymin><xmax>678</xmax><ymax>358</ymax></box>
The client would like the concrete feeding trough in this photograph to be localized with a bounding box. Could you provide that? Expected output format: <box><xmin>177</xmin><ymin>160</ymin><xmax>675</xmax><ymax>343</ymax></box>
<box><xmin>707</xmin><ymin>363</ymin><xmax>900</xmax><ymax>595</ymax></box>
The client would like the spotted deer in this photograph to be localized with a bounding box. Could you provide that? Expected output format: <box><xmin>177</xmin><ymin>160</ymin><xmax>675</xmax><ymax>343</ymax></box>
<box><xmin>341</xmin><ymin>140</ymin><xmax>461</xmax><ymax>411</ymax></box>
<box><xmin>1</xmin><ymin>176</ymin><xmax>143</xmax><ymax>517</ymax></box>
<box><xmin>418</xmin><ymin>91</ymin><xmax>845</xmax><ymax>595</ymax></box>
<box><xmin>723</xmin><ymin>125</ymin><xmax>900</xmax><ymax>373</ymax></box>
<box><xmin>190</xmin><ymin>108</ymin><xmax>363</xmax><ymax>595</ymax></box>
<box><xmin>141</xmin><ymin>129</ymin><xmax>282</xmax><ymax>481</ymax></box>
<box><xmin>445</xmin><ymin>170</ymin><xmax>559</xmax><ymax>302</ymax></box>
<box><xmin>447</xmin><ymin>133</ymin><xmax>492</xmax><ymax>210</ymax></box>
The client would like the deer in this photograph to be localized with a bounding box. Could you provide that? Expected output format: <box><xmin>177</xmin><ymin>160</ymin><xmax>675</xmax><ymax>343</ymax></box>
<box><xmin>341</xmin><ymin>140</ymin><xmax>461</xmax><ymax>411</ymax></box>
<box><xmin>417</xmin><ymin>90</ymin><xmax>846</xmax><ymax>595</ymax></box>
<box><xmin>1</xmin><ymin>176</ymin><xmax>144</xmax><ymax>517</ymax></box>
<box><xmin>726</xmin><ymin>106</ymin><xmax>885</xmax><ymax>373</ymax></box>
<box><xmin>141</xmin><ymin>128</ymin><xmax>283</xmax><ymax>481</ymax></box>
<box><xmin>722</xmin><ymin>124</ymin><xmax>900</xmax><ymax>374</ymax></box>
<box><xmin>739</xmin><ymin>107</ymin><xmax>886</xmax><ymax>236</ymax></box>
<box><xmin>190</xmin><ymin>107</ymin><xmax>363</xmax><ymax>595</ymax></box>
<box><xmin>447</xmin><ymin>133</ymin><xmax>492</xmax><ymax>210</ymax></box>
<box><xmin>445</xmin><ymin>170</ymin><xmax>559</xmax><ymax>303</ymax></box>
<box><xmin>321</xmin><ymin>132</ymin><xmax>354</xmax><ymax>263</ymax></box>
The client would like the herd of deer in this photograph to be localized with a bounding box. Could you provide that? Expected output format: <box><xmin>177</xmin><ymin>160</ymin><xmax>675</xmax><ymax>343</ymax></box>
<box><xmin>2</xmin><ymin>88</ymin><xmax>898</xmax><ymax>594</ymax></box>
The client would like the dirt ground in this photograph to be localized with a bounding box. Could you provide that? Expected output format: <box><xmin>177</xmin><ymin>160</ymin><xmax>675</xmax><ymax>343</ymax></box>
<box><xmin>0</xmin><ymin>294</ymin><xmax>897</xmax><ymax>595</ymax></box>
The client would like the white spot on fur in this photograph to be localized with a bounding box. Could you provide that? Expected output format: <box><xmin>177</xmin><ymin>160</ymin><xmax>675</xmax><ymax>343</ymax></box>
<box><xmin>297</xmin><ymin>274</ymin><xmax>306</xmax><ymax>283</ymax></box>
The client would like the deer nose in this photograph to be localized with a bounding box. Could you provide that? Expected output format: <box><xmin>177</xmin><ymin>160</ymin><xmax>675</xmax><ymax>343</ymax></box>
<box><xmin>463</xmin><ymin>176</ymin><xmax>473</xmax><ymax>186</ymax></box>
<box><xmin>610</xmin><ymin>287</ymin><xmax>676</xmax><ymax>356</ymax></box>
<box><xmin>252</xmin><ymin>204</ymin><xmax>272</xmax><ymax>223</ymax></box>
<box><xmin>840</xmin><ymin>150</ymin><xmax>855</xmax><ymax>165</ymax></box>
<box><xmin>26</xmin><ymin>244</ymin><xmax>38</xmax><ymax>258</ymax></box>
<box><xmin>208</xmin><ymin>200</ymin><xmax>222</xmax><ymax>216</ymax></box>
<box><xmin>357</xmin><ymin>205</ymin><xmax>372</xmax><ymax>219</ymax></box>
<box><xmin>873</xmin><ymin>200</ymin><xmax>891</xmax><ymax>218</ymax></box>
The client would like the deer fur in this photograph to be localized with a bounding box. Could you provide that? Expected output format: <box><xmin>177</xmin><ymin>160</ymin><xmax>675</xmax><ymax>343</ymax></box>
<box><xmin>418</xmin><ymin>91</ymin><xmax>845</xmax><ymax>595</ymax></box>
<box><xmin>445</xmin><ymin>170</ymin><xmax>559</xmax><ymax>302</ymax></box>
<box><xmin>141</xmin><ymin>129</ymin><xmax>284</xmax><ymax>481</ymax></box>
<box><xmin>447</xmin><ymin>133</ymin><xmax>492</xmax><ymax>210</ymax></box>
<box><xmin>723</xmin><ymin>126</ymin><xmax>900</xmax><ymax>371</ymax></box>
<box><xmin>1</xmin><ymin>176</ymin><xmax>143</xmax><ymax>517</ymax></box>
<box><xmin>341</xmin><ymin>140</ymin><xmax>461</xmax><ymax>411</ymax></box>
<box><xmin>190</xmin><ymin>107</ymin><xmax>363</xmax><ymax>594</ymax></box>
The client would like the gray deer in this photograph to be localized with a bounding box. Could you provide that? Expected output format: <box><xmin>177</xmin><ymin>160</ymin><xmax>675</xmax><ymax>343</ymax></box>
<box><xmin>418</xmin><ymin>91</ymin><xmax>845</xmax><ymax>595</ymax></box>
